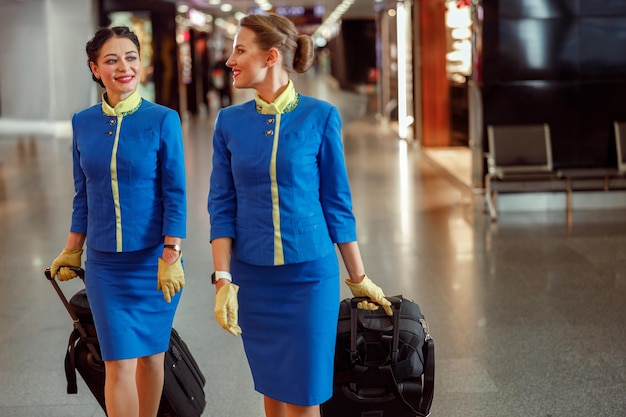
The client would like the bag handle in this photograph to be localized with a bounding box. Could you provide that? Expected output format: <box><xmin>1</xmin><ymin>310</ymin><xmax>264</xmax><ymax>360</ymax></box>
<box><xmin>45</xmin><ymin>267</ymin><xmax>103</xmax><ymax>364</ymax></box>
<box><xmin>349</xmin><ymin>296</ymin><xmax>403</xmax><ymax>364</ymax></box>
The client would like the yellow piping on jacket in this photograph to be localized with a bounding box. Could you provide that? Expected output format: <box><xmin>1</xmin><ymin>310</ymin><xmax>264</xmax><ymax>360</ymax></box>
<box><xmin>111</xmin><ymin>116</ymin><xmax>123</xmax><ymax>252</ymax></box>
<box><xmin>270</xmin><ymin>113</ymin><xmax>284</xmax><ymax>265</ymax></box>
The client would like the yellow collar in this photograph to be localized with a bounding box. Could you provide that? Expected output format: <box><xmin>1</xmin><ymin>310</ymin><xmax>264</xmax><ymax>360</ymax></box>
<box><xmin>101</xmin><ymin>90</ymin><xmax>142</xmax><ymax>117</ymax></box>
<box><xmin>255</xmin><ymin>81</ymin><xmax>299</xmax><ymax>114</ymax></box>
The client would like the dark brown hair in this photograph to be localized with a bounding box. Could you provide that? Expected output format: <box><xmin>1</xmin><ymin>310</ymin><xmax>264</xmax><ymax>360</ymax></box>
<box><xmin>239</xmin><ymin>13</ymin><xmax>314</xmax><ymax>74</ymax></box>
<box><xmin>85</xmin><ymin>26</ymin><xmax>141</xmax><ymax>88</ymax></box>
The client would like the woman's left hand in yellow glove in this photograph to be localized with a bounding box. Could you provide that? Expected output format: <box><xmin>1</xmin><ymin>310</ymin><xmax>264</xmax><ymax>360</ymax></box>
<box><xmin>345</xmin><ymin>275</ymin><xmax>393</xmax><ymax>316</ymax></box>
<box><xmin>215</xmin><ymin>283</ymin><xmax>242</xmax><ymax>336</ymax></box>
<box><xmin>157</xmin><ymin>252</ymin><xmax>185</xmax><ymax>303</ymax></box>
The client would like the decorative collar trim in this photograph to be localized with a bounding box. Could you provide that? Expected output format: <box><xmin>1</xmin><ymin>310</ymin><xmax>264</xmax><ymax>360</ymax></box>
<box><xmin>255</xmin><ymin>80</ymin><xmax>299</xmax><ymax>114</ymax></box>
<box><xmin>101</xmin><ymin>90</ymin><xmax>142</xmax><ymax>117</ymax></box>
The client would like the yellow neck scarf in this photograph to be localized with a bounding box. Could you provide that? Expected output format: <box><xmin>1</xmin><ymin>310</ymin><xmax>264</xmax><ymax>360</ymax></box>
<box><xmin>255</xmin><ymin>80</ymin><xmax>298</xmax><ymax>114</ymax></box>
<box><xmin>101</xmin><ymin>89</ymin><xmax>142</xmax><ymax>117</ymax></box>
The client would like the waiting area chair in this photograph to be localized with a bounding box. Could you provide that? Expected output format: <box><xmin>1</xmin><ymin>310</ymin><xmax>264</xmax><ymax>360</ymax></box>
<box><xmin>484</xmin><ymin>123</ymin><xmax>569</xmax><ymax>220</ymax></box>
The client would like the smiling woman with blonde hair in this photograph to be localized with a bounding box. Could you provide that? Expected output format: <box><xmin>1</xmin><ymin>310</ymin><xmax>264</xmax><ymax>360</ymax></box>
<box><xmin>208</xmin><ymin>12</ymin><xmax>392</xmax><ymax>417</ymax></box>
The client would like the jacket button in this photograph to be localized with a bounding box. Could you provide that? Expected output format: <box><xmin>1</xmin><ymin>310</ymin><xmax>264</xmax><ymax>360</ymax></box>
<box><xmin>267</xmin><ymin>118</ymin><xmax>275</xmax><ymax>124</ymax></box>
<box><xmin>107</xmin><ymin>131</ymin><xmax>114</xmax><ymax>136</ymax></box>
<box><xmin>109</xmin><ymin>119</ymin><xmax>116</xmax><ymax>125</ymax></box>
<box><xmin>265</xmin><ymin>129</ymin><xmax>274</xmax><ymax>136</ymax></box>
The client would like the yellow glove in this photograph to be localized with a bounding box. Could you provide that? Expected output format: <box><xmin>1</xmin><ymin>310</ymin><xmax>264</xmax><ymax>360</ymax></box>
<box><xmin>49</xmin><ymin>249</ymin><xmax>83</xmax><ymax>281</ymax></box>
<box><xmin>157</xmin><ymin>253</ymin><xmax>185</xmax><ymax>303</ymax></box>
<box><xmin>345</xmin><ymin>275</ymin><xmax>393</xmax><ymax>316</ymax></box>
<box><xmin>214</xmin><ymin>283</ymin><xmax>242</xmax><ymax>336</ymax></box>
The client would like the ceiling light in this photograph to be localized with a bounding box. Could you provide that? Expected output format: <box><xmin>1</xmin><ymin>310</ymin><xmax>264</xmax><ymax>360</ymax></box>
<box><xmin>312</xmin><ymin>0</ymin><xmax>355</xmax><ymax>43</ymax></box>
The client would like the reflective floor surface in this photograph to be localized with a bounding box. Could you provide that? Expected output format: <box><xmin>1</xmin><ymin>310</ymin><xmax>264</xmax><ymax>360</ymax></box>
<box><xmin>1</xmin><ymin>73</ymin><xmax>625</xmax><ymax>416</ymax></box>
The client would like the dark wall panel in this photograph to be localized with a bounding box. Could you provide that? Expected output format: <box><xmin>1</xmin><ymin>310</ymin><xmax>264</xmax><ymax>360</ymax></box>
<box><xmin>482</xmin><ymin>82</ymin><xmax>580</xmax><ymax>128</ymax></box>
<box><xmin>479</xmin><ymin>0</ymin><xmax>626</xmax><ymax>169</ymax></box>
<box><xmin>498</xmin><ymin>18</ymin><xmax>578</xmax><ymax>81</ymax></box>
<box><xmin>579</xmin><ymin>18</ymin><xmax>626</xmax><ymax>79</ymax></box>
<box><xmin>579</xmin><ymin>0</ymin><xmax>626</xmax><ymax>16</ymax></box>
<box><xmin>499</xmin><ymin>0</ymin><xmax>577</xmax><ymax>18</ymax></box>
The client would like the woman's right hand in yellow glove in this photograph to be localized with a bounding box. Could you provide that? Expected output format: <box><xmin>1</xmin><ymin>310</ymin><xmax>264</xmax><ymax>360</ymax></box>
<box><xmin>49</xmin><ymin>248</ymin><xmax>83</xmax><ymax>281</ymax></box>
<box><xmin>158</xmin><ymin>253</ymin><xmax>185</xmax><ymax>303</ymax></box>
<box><xmin>214</xmin><ymin>283</ymin><xmax>242</xmax><ymax>336</ymax></box>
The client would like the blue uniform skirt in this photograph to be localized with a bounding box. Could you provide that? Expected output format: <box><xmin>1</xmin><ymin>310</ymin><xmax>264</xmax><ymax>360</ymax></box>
<box><xmin>85</xmin><ymin>245</ymin><xmax>181</xmax><ymax>361</ymax></box>
<box><xmin>232</xmin><ymin>252</ymin><xmax>340</xmax><ymax>406</ymax></box>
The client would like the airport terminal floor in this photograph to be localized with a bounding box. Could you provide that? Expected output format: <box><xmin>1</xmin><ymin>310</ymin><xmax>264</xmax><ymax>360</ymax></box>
<box><xmin>1</xmin><ymin>72</ymin><xmax>625</xmax><ymax>417</ymax></box>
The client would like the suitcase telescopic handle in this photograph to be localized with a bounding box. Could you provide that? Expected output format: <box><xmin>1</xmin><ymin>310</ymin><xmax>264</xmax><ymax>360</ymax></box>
<box><xmin>44</xmin><ymin>267</ymin><xmax>86</xmax><ymax>319</ymax></box>
<box><xmin>44</xmin><ymin>267</ymin><xmax>102</xmax><ymax>363</ymax></box>
<box><xmin>44</xmin><ymin>266</ymin><xmax>86</xmax><ymax>322</ymax></box>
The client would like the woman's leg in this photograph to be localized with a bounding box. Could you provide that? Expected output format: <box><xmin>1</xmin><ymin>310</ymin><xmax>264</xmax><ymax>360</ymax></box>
<box><xmin>264</xmin><ymin>396</ymin><xmax>286</xmax><ymax>417</ymax></box>
<box><xmin>136</xmin><ymin>352</ymin><xmax>166</xmax><ymax>417</ymax></box>
<box><xmin>285</xmin><ymin>404</ymin><xmax>320</xmax><ymax>417</ymax></box>
<box><xmin>103</xmin><ymin>353</ymin><xmax>165</xmax><ymax>417</ymax></box>
<box><xmin>264</xmin><ymin>396</ymin><xmax>320</xmax><ymax>417</ymax></box>
<box><xmin>104</xmin><ymin>358</ymin><xmax>139</xmax><ymax>417</ymax></box>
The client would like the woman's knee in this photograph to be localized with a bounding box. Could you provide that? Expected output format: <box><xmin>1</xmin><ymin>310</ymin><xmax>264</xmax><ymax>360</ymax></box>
<box><xmin>105</xmin><ymin>358</ymin><xmax>137</xmax><ymax>382</ymax></box>
<box><xmin>137</xmin><ymin>352</ymin><xmax>165</xmax><ymax>372</ymax></box>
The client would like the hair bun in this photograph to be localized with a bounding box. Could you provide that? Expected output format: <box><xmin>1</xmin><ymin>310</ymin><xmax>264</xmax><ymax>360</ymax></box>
<box><xmin>294</xmin><ymin>34</ymin><xmax>315</xmax><ymax>73</ymax></box>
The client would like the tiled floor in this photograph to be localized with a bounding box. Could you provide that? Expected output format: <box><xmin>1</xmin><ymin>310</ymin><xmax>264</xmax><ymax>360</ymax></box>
<box><xmin>1</xmin><ymin>74</ymin><xmax>625</xmax><ymax>417</ymax></box>
<box><xmin>422</xmin><ymin>146</ymin><xmax>473</xmax><ymax>189</ymax></box>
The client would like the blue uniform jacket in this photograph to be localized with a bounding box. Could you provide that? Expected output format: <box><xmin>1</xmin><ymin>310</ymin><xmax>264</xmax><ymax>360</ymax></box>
<box><xmin>208</xmin><ymin>95</ymin><xmax>357</xmax><ymax>266</ymax></box>
<box><xmin>70</xmin><ymin>99</ymin><xmax>187</xmax><ymax>252</ymax></box>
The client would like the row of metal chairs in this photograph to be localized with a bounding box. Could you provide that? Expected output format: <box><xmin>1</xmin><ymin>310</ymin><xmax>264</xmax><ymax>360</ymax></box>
<box><xmin>484</xmin><ymin>122</ymin><xmax>626</xmax><ymax>220</ymax></box>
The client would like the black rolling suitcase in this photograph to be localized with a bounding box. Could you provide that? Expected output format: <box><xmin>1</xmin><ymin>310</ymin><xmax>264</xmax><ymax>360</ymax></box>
<box><xmin>46</xmin><ymin>267</ymin><xmax>207</xmax><ymax>417</ymax></box>
<box><xmin>321</xmin><ymin>295</ymin><xmax>435</xmax><ymax>417</ymax></box>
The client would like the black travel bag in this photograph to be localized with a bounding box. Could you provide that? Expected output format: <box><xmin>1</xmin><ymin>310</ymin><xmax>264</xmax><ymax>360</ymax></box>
<box><xmin>46</xmin><ymin>267</ymin><xmax>207</xmax><ymax>417</ymax></box>
<box><xmin>321</xmin><ymin>295</ymin><xmax>435</xmax><ymax>417</ymax></box>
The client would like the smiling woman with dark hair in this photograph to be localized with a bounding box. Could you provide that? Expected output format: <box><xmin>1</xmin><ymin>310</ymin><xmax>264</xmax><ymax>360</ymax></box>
<box><xmin>49</xmin><ymin>25</ymin><xmax>187</xmax><ymax>417</ymax></box>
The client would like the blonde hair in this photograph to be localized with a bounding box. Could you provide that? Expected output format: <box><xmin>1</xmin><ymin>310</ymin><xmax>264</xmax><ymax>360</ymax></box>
<box><xmin>239</xmin><ymin>13</ymin><xmax>314</xmax><ymax>74</ymax></box>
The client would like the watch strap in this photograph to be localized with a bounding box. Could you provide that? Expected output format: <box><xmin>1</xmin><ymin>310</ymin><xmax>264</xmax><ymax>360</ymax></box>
<box><xmin>211</xmin><ymin>270</ymin><xmax>232</xmax><ymax>284</ymax></box>
<box><xmin>164</xmin><ymin>244</ymin><xmax>181</xmax><ymax>252</ymax></box>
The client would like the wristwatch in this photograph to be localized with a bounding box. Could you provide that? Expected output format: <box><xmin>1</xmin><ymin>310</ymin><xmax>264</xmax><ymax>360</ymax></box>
<box><xmin>164</xmin><ymin>244</ymin><xmax>181</xmax><ymax>252</ymax></box>
<box><xmin>211</xmin><ymin>271</ymin><xmax>233</xmax><ymax>284</ymax></box>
